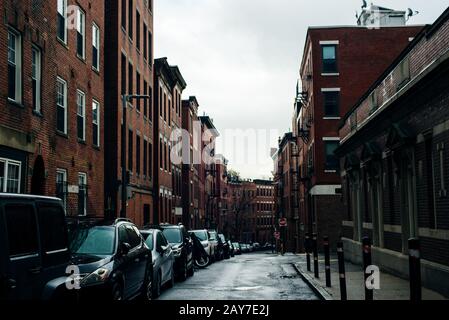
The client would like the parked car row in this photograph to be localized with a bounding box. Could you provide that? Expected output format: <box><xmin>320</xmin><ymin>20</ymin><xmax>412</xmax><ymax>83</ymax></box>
<box><xmin>0</xmin><ymin>194</ymin><xmax>242</xmax><ymax>301</ymax></box>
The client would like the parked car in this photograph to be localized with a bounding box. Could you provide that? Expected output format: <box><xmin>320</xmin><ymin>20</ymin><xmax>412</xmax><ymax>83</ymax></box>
<box><xmin>207</xmin><ymin>230</ymin><xmax>221</xmax><ymax>261</ymax></box>
<box><xmin>232</xmin><ymin>242</ymin><xmax>242</xmax><ymax>255</ymax></box>
<box><xmin>158</xmin><ymin>224</ymin><xmax>194</xmax><ymax>281</ymax></box>
<box><xmin>189</xmin><ymin>230</ymin><xmax>213</xmax><ymax>265</ymax></box>
<box><xmin>140</xmin><ymin>229</ymin><xmax>175</xmax><ymax>298</ymax></box>
<box><xmin>241</xmin><ymin>244</ymin><xmax>250</xmax><ymax>253</ymax></box>
<box><xmin>0</xmin><ymin>194</ymin><xmax>74</xmax><ymax>301</ymax></box>
<box><xmin>218</xmin><ymin>234</ymin><xmax>230</xmax><ymax>259</ymax></box>
<box><xmin>69</xmin><ymin>218</ymin><xmax>153</xmax><ymax>301</ymax></box>
<box><xmin>228</xmin><ymin>241</ymin><xmax>235</xmax><ymax>257</ymax></box>
<box><xmin>253</xmin><ymin>243</ymin><xmax>261</xmax><ymax>251</ymax></box>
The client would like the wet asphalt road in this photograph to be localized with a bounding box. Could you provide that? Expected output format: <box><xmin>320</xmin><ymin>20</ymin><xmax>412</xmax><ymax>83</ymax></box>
<box><xmin>159</xmin><ymin>252</ymin><xmax>319</xmax><ymax>300</ymax></box>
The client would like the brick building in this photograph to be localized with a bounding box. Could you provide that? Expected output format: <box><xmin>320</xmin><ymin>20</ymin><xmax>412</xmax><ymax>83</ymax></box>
<box><xmin>253</xmin><ymin>179</ymin><xmax>276</xmax><ymax>245</ymax></box>
<box><xmin>104</xmin><ymin>0</ymin><xmax>154</xmax><ymax>225</ymax></box>
<box><xmin>1</xmin><ymin>0</ymin><xmax>104</xmax><ymax>216</ymax></box>
<box><xmin>181</xmin><ymin>96</ymin><xmax>201</xmax><ymax>229</ymax></box>
<box><xmin>153</xmin><ymin>57</ymin><xmax>186</xmax><ymax>225</ymax></box>
<box><xmin>336</xmin><ymin>7</ymin><xmax>449</xmax><ymax>297</ymax></box>
<box><xmin>294</xmin><ymin>19</ymin><xmax>423</xmax><ymax>251</ymax></box>
<box><xmin>215</xmin><ymin>155</ymin><xmax>229</xmax><ymax>233</ymax></box>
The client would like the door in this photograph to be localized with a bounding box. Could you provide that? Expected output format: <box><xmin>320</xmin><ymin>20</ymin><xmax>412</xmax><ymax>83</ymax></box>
<box><xmin>157</xmin><ymin>232</ymin><xmax>171</xmax><ymax>283</ymax></box>
<box><xmin>36</xmin><ymin>201</ymin><xmax>70</xmax><ymax>296</ymax></box>
<box><xmin>3</xmin><ymin>202</ymin><xmax>41</xmax><ymax>300</ymax></box>
<box><xmin>117</xmin><ymin>225</ymin><xmax>133</xmax><ymax>297</ymax></box>
<box><xmin>129</xmin><ymin>226</ymin><xmax>148</xmax><ymax>291</ymax></box>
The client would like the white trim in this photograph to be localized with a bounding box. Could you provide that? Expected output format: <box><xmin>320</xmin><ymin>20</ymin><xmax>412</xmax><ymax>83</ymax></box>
<box><xmin>0</xmin><ymin>158</ymin><xmax>22</xmax><ymax>193</ymax></box>
<box><xmin>321</xmin><ymin>88</ymin><xmax>341</xmax><ymax>92</ymax></box>
<box><xmin>77</xmin><ymin>89</ymin><xmax>86</xmax><ymax>141</ymax></box>
<box><xmin>323</xmin><ymin>137</ymin><xmax>340</xmax><ymax>141</ymax></box>
<box><xmin>321</xmin><ymin>73</ymin><xmax>340</xmax><ymax>76</ymax></box>
<box><xmin>56</xmin><ymin>77</ymin><xmax>68</xmax><ymax>134</ymax></box>
<box><xmin>92</xmin><ymin>100</ymin><xmax>100</xmax><ymax>147</ymax></box>
<box><xmin>342</xmin><ymin>220</ymin><xmax>354</xmax><ymax>227</ymax></box>
<box><xmin>320</xmin><ymin>40</ymin><xmax>339</xmax><ymax>45</ymax></box>
<box><xmin>31</xmin><ymin>46</ymin><xmax>42</xmax><ymax>112</ymax></box>
<box><xmin>419</xmin><ymin>228</ymin><xmax>449</xmax><ymax>241</ymax></box>
<box><xmin>323</xmin><ymin>117</ymin><xmax>341</xmax><ymax>120</ymax></box>
<box><xmin>92</xmin><ymin>23</ymin><xmax>100</xmax><ymax>71</ymax></box>
<box><xmin>310</xmin><ymin>185</ymin><xmax>341</xmax><ymax>196</ymax></box>
<box><xmin>384</xmin><ymin>224</ymin><xmax>402</xmax><ymax>233</ymax></box>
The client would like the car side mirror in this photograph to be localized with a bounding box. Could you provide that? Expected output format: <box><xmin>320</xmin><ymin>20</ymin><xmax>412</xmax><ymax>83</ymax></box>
<box><xmin>120</xmin><ymin>242</ymin><xmax>131</xmax><ymax>256</ymax></box>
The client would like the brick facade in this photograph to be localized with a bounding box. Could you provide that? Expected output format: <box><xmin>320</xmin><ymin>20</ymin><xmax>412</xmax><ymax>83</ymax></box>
<box><xmin>1</xmin><ymin>0</ymin><xmax>105</xmax><ymax>217</ymax></box>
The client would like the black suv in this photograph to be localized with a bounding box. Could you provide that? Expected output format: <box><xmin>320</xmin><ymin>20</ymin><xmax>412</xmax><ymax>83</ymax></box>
<box><xmin>157</xmin><ymin>224</ymin><xmax>194</xmax><ymax>281</ymax></box>
<box><xmin>218</xmin><ymin>234</ymin><xmax>231</xmax><ymax>259</ymax></box>
<box><xmin>0</xmin><ymin>194</ymin><xmax>73</xmax><ymax>300</ymax></box>
<box><xmin>68</xmin><ymin>218</ymin><xmax>153</xmax><ymax>301</ymax></box>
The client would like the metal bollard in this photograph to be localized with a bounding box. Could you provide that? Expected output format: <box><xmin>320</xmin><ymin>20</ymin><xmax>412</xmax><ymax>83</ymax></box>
<box><xmin>362</xmin><ymin>237</ymin><xmax>373</xmax><ymax>301</ymax></box>
<box><xmin>324</xmin><ymin>236</ymin><xmax>331</xmax><ymax>287</ymax></box>
<box><xmin>408</xmin><ymin>238</ymin><xmax>422</xmax><ymax>301</ymax></box>
<box><xmin>313</xmin><ymin>233</ymin><xmax>319</xmax><ymax>278</ymax></box>
<box><xmin>305</xmin><ymin>233</ymin><xmax>311</xmax><ymax>272</ymax></box>
<box><xmin>337</xmin><ymin>241</ymin><xmax>347</xmax><ymax>300</ymax></box>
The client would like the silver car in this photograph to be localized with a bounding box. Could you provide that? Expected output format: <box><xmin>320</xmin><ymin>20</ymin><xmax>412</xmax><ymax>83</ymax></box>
<box><xmin>140</xmin><ymin>229</ymin><xmax>175</xmax><ymax>298</ymax></box>
<box><xmin>190</xmin><ymin>230</ymin><xmax>214</xmax><ymax>261</ymax></box>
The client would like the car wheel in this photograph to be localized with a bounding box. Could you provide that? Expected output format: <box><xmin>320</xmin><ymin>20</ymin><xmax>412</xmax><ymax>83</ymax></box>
<box><xmin>152</xmin><ymin>271</ymin><xmax>162</xmax><ymax>298</ymax></box>
<box><xmin>143</xmin><ymin>269</ymin><xmax>153</xmax><ymax>301</ymax></box>
<box><xmin>112</xmin><ymin>283</ymin><xmax>124</xmax><ymax>301</ymax></box>
<box><xmin>187</xmin><ymin>261</ymin><xmax>195</xmax><ymax>277</ymax></box>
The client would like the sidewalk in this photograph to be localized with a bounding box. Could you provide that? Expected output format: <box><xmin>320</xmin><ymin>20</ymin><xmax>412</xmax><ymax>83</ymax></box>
<box><xmin>293</xmin><ymin>254</ymin><xmax>447</xmax><ymax>300</ymax></box>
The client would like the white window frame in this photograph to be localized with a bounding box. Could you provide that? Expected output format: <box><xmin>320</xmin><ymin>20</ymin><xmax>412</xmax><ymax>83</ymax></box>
<box><xmin>77</xmin><ymin>8</ymin><xmax>86</xmax><ymax>59</ymax></box>
<box><xmin>0</xmin><ymin>158</ymin><xmax>22</xmax><ymax>194</ymax></box>
<box><xmin>56</xmin><ymin>169</ymin><xmax>67</xmax><ymax>210</ymax></box>
<box><xmin>92</xmin><ymin>99</ymin><xmax>100</xmax><ymax>147</ymax></box>
<box><xmin>32</xmin><ymin>46</ymin><xmax>42</xmax><ymax>113</ymax></box>
<box><xmin>92</xmin><ymin>23</ymin><xmax>100</xmax><ymax>71</ymax></box>
<box><xmin>78</xmin><ymin>172</ymin><xmax>87</xmax><ymax>216</ymax></box>
<box><xmin>8</xmin><ymin>29</ymin><xmax>22</xmax><ymax>104</ymax></box>
<box><xmin>77</xmin><ymin>90</ymin><xmax>86</xmax><ymax>141</ymax></box>
<box><xmin>57</xmin><ymin>0</ymin><xmax>68</xmax><ymax>43</ymax></box>
<box><xmin>56</xmin><ymin>77</ymin><xmax>68</xmax><ymax>134</ymax></box>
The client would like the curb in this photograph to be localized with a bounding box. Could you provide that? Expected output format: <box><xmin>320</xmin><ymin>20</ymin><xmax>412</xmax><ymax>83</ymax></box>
<box><xmin>291</xmin><ymin>263</ymin><xmax>334</xmax><ymax>301</ymax></box>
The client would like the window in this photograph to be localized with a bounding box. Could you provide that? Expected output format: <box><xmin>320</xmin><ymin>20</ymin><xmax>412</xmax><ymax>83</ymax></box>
<box><xmin>56</xmin><ymin>77</ymin><xmax>67</xmax><ymax>133</ymax></box>
<box><xmin>5</xmin><ymin>204</ymin><xmax>38</xmax><ymax>257</ymax></box>
<box><xmin>128</xmin><ymin>62</ymin><xmax>133</xmax><ymax>96</ymax></box>
<box><xmin>57</xmin><ymin>0</ymin><xmax>67</xmax><ymax>43</ymax></box>
<box><xmin>121</xmin><ymin>54</ymin><xmax>127</xmax><ymax>95</ymax></box>
<box><xmin>32</xmin><ymin>46</ymin><xmax>42</xmax><ymax>112</ymax></box>
<box><xmin>77</xmin><ymin>90</ymin><xmax>86</xmax><ymax>141</ymax></box>
<box><xmin>136</xmin><ymin>71</ymin><xmax>141</xmax><ymax>112</ymax></box>
<box><xmin>143</xmin><ymin>23</ymin><xmax>148</xmax><ymax>60</ymax></box>
<box><xmin>149</xmin><ymin>143</ymin><xmax>153</xmax><ymax>179</ymax></box>
<box><xmin>126</xmin><ymin>226</ymin><xmax>141</xmax><ymax>248</ymax></box>
<box><xmin>325</xmin><ymin>141</ymin><xmax>340</xmax><ymax>171</ymax></box>
<box><xmin>369</xmin><ymin>90</ymin><xmax>378</xmax><ymax>113</ymax></box>
<box><xmin>92</xmin><ymin>100</ymin><xmax>100</xmax><ymax>147</ymax></box>
<box><xmin>143</xmin><ymin>140</ymin><xmax>148</xmax><ymax>176</ymax></box>
<box><xmin>121</xmin><ymin>0</ymin><xmax>127</xmax><ymax>30</ymax></box>
<box><xmin>323</xmin><ymin>91</ymin><xmax>340</xmax><ymax>117</ymax></box>
<box><xmin>128</xmin><ymin>130</ymin><xmax>134</xmax><ymax>172</ymax></box>
<box><xmin>143</xmin><ymin>80</ymin><xmax>148</xmax><ymax>118</ymax></box>
<box><xmin>77</xmin><ymin>8</ymin><xmax>86</xmax><ymax>59</ymax></box>
<box><xmin>128</xmin><ymin>0</ymin><xmax>133</xmax><ymax>40</ymax></box>
<box><xmin>136</xmin><ymin>135</ymin><xmax>141</xmax><ymax>175</ymax></box>
<box><xmin>92</xmin><ymin>23</ymin><xmax>100</xmax><ymax>71</ymax></box>
<box><xmin>136</xmin><ymin>10</ymin><xmax>141</xmax><ymax>51</ymax></box>
<box><xmin>396</xmin><ymin>56</ymin><xmax>410</xmax><ymax>89</ymax></box>
<box><xmin>159</xmin><ymin>138</ymin><xmax>163</xmax><ymax>169</ymax></box>
<box><xmin>8</xmin><ymin>29</ymin><xmax>22</xmax><ymax>103</ymax></box>
<box><xmin>37</xmin><ymin>204</ymin><xmax>68</xmax><ymax>254</ymax></box>
<box><xmin>148</xmin><ymin>31</ymin><xmax>153</xmax><ymax>63</ymax></box>
<box><xmin>78</xmin><ymin>173</ymin><xmax>87</xmax><ymax>216</ymax></box>
<box><xmin>0</xmin><ymin>158</ymin><xmax>21</xmax><ymax>193</ymax></box>
<box><xmin>149</xmin><ymin>87</ymin><xmax>153</xmax><ymax>121</ymax></box>
<box><xmin>56</xmin><ymin>169</ymin><xmax>67</xmax><ymax>210</ymax></box>
<box><xmin>322</xmin><ymin>45</ymin><xmax>337</xmax><ymax>73</ymax></box>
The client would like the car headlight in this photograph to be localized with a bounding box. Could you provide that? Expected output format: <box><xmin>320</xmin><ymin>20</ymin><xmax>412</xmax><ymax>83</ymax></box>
<box><xmin>81</xmin><ymin>267</ymin><xmax>111</xmax><ymax>287</ymax></box>
<box><xmin>173</xmin><ymin>248</ymin><xmax>182</xmax><ymax>257</ymax></box>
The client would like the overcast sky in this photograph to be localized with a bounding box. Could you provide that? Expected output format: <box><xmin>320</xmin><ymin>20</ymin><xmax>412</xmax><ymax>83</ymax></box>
<box><xmin>155</xmin><ymin>0</ymin><xmax>448</xmax><ymax>180</ymax></box>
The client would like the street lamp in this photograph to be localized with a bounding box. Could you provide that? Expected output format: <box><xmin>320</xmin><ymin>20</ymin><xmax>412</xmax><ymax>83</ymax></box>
<box><xmin>121</xmin><ymin>94</ymin><xmax>151</xmax><ymax>218</ymax></box>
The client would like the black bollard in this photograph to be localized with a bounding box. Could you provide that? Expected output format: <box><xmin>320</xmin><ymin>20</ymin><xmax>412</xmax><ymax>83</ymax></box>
<box><xmin>313</xmin><ymin>233</ymin><xmax>319</xmax><ymax>278</ymax></box>
<box><xmin>408</xmin><ymin>238</ymin><xmax>422</xmax><ymax>301</ymax></box>
<box><xmin>305</xmin><ymin>233</ymin><xmax>311</xmax><ymax>272</ymax></box>
<box><xmin>362</xmin><ymin>237</ymin><xmax>373</xmax><ymax>301</ymax></box>
<box><xmin>337</xmin><ymin>241</ymin><xmax>347</xmax><ymax>300</ymax></box>
<box><xmin>324</xmin><ymin>236</ymin><xmax>331</xmax><ymax>287</ymax></box>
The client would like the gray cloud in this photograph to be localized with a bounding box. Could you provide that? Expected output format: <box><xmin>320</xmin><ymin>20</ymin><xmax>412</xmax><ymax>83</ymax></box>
<box><xmin>155</xmin><ymin>0</ymin><xmax>448</xmax><ymax>179</ymax></box>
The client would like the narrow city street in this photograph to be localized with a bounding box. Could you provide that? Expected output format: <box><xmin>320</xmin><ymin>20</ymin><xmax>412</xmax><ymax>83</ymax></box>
<box><xmin>160</xmin><ymin>253</ymin><xmax>319</xmax><ymax>300</ymax></box>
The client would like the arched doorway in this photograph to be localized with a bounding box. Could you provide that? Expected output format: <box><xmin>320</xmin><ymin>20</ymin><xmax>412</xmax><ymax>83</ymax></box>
<box><xmin>31</xmin><ymin>156</ymin><xmax>46</xmax><ymax>195</ymax></box>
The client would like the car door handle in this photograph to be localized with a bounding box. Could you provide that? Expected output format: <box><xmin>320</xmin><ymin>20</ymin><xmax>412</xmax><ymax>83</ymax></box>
<box><xmin>29</xmin><ymin>267</ymin><xmax>42</xmax><ymax>275</ymax></box>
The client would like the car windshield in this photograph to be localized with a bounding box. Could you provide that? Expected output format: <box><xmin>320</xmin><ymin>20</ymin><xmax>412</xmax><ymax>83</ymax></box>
<box><xmin>144</xmin><ymin>232</ymin><xmax>154</xmax><ymax>250</ymax></box>
<box><xmin>70</xmin><ymin>226</ymin><xmax>115</xmax><ymax>256</ymax></box>
<box><xmin>192</xmin><ymin>231</ymin><xmax>208</xmax><ymax>241</ymax></box>
<box><xmin>162</xmin><ymin>228</ymin><xmax>182</xmax><ymax>244</ymax></box>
